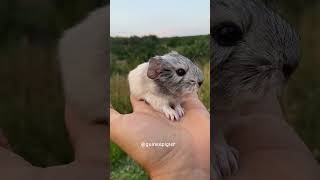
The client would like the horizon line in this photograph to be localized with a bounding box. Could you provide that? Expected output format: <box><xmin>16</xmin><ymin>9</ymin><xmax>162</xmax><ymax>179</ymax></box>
<box><xmin>110</xmin><ymin>33</ymin><xmax>210</xmax><ymax>38</ymax></box>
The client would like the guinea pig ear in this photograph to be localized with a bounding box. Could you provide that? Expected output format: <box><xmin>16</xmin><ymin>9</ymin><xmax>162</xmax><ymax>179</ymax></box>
<box><xmin>147</xmin><ymin>57</ymin><xmax>163</xmax><ymax>79</ymax></box>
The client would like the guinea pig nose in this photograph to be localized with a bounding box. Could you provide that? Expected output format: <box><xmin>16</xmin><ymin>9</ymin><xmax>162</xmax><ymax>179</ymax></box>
<box><xmin>198</xmin><ymin>81</ymin><xmax>203</xmax><ymax>87</ymax></box>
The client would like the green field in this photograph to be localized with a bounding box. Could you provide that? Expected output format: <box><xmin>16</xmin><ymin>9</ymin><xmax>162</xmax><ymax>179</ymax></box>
<box><xmin>110</xmin><ymin>35</ymin><xmax>210</xmax><ymax>179</ymax></box>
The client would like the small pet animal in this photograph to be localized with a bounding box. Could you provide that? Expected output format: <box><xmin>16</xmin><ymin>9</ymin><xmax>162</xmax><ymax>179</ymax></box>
<box><xmin>128</xmin><ymin>51</ymin><xmax>204</xmax><ymax>121</ymax></box>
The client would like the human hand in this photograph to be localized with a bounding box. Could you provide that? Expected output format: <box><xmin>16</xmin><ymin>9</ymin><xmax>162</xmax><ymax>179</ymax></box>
<box><xmin>220</xmin><ymin>93</ymin><xmax>320</xmax><ymax>180</ymax></box>
<box><xmin>110</xmin><ymin>95</ymin><xmax>210</xmax><ymax>180</ymax></box>
<box><xmin>0</xmin><ymin>104</ymin><xmax>108</xmax><ymax>180</ymax></box>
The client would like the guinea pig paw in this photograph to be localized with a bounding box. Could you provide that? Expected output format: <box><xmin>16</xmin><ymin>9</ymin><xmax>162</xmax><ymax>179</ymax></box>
<box><xmin>214</xmin><ymin>144</ymin><xmax>239</xmax><ymax>177</ymax></box>
<box><xmin>174</xmin><ymin>104</ymin><xmax>184</xmax><ymax>118</ymax></box>
<box><xmin>163</xmin><ymin>107</ymin><xmax>180</xmax><ymax>121</ymax></box>
<box><xmin>212</xmin><ymin>161</ymin><xmax>223</xmax><ymax>180</ymax></box>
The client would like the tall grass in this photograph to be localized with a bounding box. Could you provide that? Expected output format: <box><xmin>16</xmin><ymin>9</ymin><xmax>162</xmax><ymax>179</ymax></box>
<box><xmin>199</xmin><ymin>63</ymin><xmax>210</xmax><ymax>110</ymax></box>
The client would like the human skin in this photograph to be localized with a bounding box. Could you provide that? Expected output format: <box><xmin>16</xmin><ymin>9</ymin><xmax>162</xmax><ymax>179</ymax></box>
<box><xmin>222</xmin><ymin>92</ymin><xmax>320</xmax><ymax>180</ymax></box>
<box><xmin>0</xmin><ymin>104</ymin><xmax>108</xmax><ymax>179</ymax></box>
<box><xmin>110</xmin><ymin>95</ymin><xmax>210</xmax><ymax>180</ymax></box>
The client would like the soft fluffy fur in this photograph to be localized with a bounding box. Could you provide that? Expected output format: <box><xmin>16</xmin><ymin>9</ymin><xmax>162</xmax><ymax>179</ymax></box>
<box><xmin>211</xmin><ymin>0</ymin><xmax>299</xmax><ymax>105</ymax></box>
<box><xmin>128</xmin><ymin>51</ymin><xmax>204</xmax><ymax>121</ymax></box>
<box><xmin>211</xmin><ymin>0</ymin><xmax>300</xmax><ymax>179</ymax></box>
<box><xmin>58</xmin><ymin>6</ymin><xmax>109</xmax><ymax>122</ymax></box>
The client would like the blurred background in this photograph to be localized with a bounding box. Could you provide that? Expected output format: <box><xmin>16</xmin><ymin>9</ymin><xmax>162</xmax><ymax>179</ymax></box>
<box><xmin>271</xmin><ymin>0</ymin><xmax>320</xmax><ymax>162</ymax></box>
<box><xmin>0</xmin><ymin>0</ymin><xmax>106</xmax><ymax>166</ymax></box>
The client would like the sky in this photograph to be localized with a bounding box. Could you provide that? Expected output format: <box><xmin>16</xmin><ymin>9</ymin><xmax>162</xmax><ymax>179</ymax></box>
<box><xmin>111</xmin><ymin>0</ymin><xmax>210</xmax><ymax>37</ymax></box>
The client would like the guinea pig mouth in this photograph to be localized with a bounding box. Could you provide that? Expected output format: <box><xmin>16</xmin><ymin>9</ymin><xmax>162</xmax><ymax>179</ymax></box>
<box><xmin>193</xmin><ymin>86</ymin><xmax>200</xmax><ymax>92</ymax></box>
<box><xmin>186</xmin><ymin>85</ymin><xmax>199</xmax><ymax>94</ymax></box>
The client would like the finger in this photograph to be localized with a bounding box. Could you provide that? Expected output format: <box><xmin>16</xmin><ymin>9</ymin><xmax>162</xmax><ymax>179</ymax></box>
<box><xmin>65</xmin><ymin>104</ymin><xmax>107</xmax><ymax>165</ymax></box>
<box><xmin>182</xmin><ymin>93</ymin><xmax>207</xmax><ymax>112</ymax></box>
<box><xmin>110</xmin><ymin>103</ymin><xmax>123</xmax><ymax>123</ymax></box>
<box><xmin>130</xmin><ymin>96</ymin><xmax>154</xmax><ymax>112</ymax></box>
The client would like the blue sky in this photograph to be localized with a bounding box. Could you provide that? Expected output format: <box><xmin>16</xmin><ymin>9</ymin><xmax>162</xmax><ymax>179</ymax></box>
<box><xmin>111</xmin><ymin>0</ymin><xmax>210</xmax><ymax>37</ymax></box>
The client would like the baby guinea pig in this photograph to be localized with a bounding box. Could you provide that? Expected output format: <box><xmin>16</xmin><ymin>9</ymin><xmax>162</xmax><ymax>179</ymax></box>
<box><xmin>128</xmin><ymin>51</ymin><xmax>204</xmax><ymax>121</ymax></box>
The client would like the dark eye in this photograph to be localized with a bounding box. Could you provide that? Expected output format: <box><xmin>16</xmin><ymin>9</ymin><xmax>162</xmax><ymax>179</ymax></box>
<box><xmin>176</xmin><ymin>69</ymin><xmax>186</xmax><ymax>76</ymax></box>
<box><xmin>213</xmin><ymin>22</ymin><xmax>243</xmax><ymax>46</ymax></box>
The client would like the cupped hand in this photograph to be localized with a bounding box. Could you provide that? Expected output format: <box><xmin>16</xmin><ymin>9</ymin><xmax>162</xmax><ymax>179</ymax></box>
<box><xmin>110</xmin><ymin>95</ymin><xmax>210</xmax><ymax>180</ymax></box>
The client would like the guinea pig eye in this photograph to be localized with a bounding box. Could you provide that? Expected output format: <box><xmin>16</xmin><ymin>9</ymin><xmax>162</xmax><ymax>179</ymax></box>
<box><xmin>213</xmin><ymin>22</ymin><xmax>243</xmax><ymax>46</ymax></box>
<box><xmin>176</xmin><ymin>69</ymin><xmax>186</xmax><ymax>76</ymax></box>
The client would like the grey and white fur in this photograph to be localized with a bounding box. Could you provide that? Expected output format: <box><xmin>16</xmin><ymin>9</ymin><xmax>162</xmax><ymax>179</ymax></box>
<box><xmin>211</xmin><ymin>0</ymin><xmax>300</xmax><ymax>179</ymax></box>
<box><xmin>128</xmin><ymin>51</ymin><xmax>204</xmax><ymax>121</ymax></box>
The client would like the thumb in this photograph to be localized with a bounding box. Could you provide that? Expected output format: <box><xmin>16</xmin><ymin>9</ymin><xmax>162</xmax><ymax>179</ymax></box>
<box><xmin>110</xmin><ymin>106</ymin><xmax>153</xmax><ymax>159</ymax></box>
<box><xmin>110</xmin><ymin>107</ymin><xmax>137</xmax><ymax>149</ymax></box>
<box><xmin>110</xmin><ymin>104</ymin><xmax>123</xmax><ymax>123</ymax></box>
<box><xmin>65</xmin><ymin>104</ymin><xmax>108</xmax><ymax>166</ymax></box>
<box><xmin>130</xmin><ymin>96</ymin><xmax>155</xmax><ymax>113</ymax></box>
